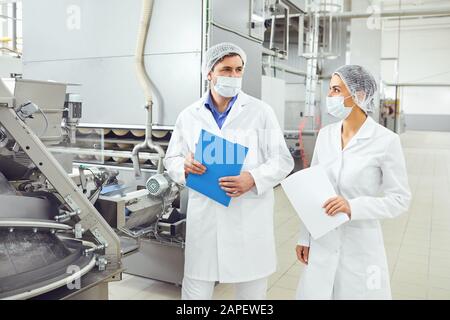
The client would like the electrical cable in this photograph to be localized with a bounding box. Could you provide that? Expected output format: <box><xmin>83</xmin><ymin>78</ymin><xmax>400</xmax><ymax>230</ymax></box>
<box><xmin>36</xmin><ymin>106</ymin><xmax>49</xmax><ymax>138</ymax></box>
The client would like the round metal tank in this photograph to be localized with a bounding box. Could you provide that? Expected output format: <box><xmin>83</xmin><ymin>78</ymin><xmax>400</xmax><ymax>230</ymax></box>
<box><xmin>0</xmin><ymin>224</ymin><xmax>96</xmax><ymax>300</ymax></box>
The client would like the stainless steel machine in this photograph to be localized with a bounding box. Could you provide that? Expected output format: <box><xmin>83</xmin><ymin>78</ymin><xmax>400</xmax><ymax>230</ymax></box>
<box><xmin>0</xmin><ymin>78</ymin><xmax>122</xmax><ymax>299</ymax></box>
<box><xmin>0</xmin><ymin>76</ymin><xmax>187</xmax><ymax>299</ymax></box>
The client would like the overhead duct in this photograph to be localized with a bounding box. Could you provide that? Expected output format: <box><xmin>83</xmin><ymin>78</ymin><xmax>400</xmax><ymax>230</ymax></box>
<box><xmin>132</xmin><ymin>0</ymin><xmax>165</xmax><ymax>177</ymax></box>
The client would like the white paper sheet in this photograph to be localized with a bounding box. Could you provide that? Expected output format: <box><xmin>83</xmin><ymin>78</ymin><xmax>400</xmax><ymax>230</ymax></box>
<box><xmin>281</xmin><ymin>165</ymin><xmax>349</xmax><ymax>240</ymax></box>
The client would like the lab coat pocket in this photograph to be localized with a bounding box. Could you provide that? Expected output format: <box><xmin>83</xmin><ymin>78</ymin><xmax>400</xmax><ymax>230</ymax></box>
<box><xmin>308</xmin><ymin>231</ymin><xmax>339</xmax><ymax>266</ymax></box>
<box><xmin>185</xmin><ymin>195</ymin><xmax>216</xmax><ymax>244</ymax></box>
<box><xmin>188</xmin><ymin>188</ymin><xmax>203</xmax><ymax>199</ymax></box>
<box><xmin>241</xmin><ymin>197</ymin><xmax>273</xmax><ymax>239</ymax></box>
<box><xmin>344</xmin><ymin>225</ymin><xmax>385</xmax><ymax>271</ymax></box>
<box><xmin>345</xmin><ymin>225</ymin><xmax>390</xmax><ymax>296</ymax></box>
<box><xmin>186</xmin><ymin>194</ymin><xmax>211</xmax><ymax>223</ymax></box>
<box><xmin>344</xmin><ymin>225</ymin><xmax>382</xmax><ymax>252</ymax></box>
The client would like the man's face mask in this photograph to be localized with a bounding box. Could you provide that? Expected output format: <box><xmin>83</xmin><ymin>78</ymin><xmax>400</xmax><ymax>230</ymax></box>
<box><xmin>212</xmin><ymin>76</ymin><xmax>242</xmax><ymax>98</ymax></box>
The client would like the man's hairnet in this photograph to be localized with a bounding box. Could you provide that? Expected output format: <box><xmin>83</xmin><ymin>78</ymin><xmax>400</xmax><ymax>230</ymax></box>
<box><xmin>202</xmin><ymin>42</ymin><xmax>247</xmax><ymax>78</ymax></box>
<box><xmin>333</xmin><ymin>65</ymin><xmax>378</xmax><ymax>113</ymax></box>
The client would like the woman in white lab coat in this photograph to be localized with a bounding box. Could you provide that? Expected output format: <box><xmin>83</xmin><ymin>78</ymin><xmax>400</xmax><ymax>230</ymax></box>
<box><xmin>295</xmin><ymin>65</ymin><xmax>411</xmax><ymax>300</ymax></box>
<box><xmin>164</xmin><ymin>43</ymin><xmax>294</xmax><ymax>300</ymax></box>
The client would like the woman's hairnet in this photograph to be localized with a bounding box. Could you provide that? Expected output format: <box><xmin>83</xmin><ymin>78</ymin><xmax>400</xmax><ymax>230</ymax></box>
<box><xmin>333</xmin><ymin>65</ymin><xmax>378</xmax><ymax>113</ymax></box>
<box><xmin>202</xmin><ymin>42</ymin><xmax>247</xmax><ymax>78</ymax></box>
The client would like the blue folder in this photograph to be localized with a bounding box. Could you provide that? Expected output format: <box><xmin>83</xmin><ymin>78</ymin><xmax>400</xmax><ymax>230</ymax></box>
<box><xmin>186</xmin><ymin>129</ymin><xmax>249</xmax><ymax>207</ymax></box>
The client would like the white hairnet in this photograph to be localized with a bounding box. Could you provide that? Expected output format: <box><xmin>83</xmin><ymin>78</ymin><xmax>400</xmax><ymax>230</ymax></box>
<box><xmin>333</xmin><ymin>65</ymin><xmax>378</xmax><ymax>113</ymax></box>
<box><xmin>202</xmin><ymin>42</ymin><xmax>247</xmax><ymax>78</ymax></box>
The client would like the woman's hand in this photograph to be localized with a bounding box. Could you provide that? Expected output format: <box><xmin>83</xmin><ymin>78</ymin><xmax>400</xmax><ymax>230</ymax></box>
<box><xmin>323</xmin><ymin>196</ymin><xmax>351</xmax><ymax>218</ymax></box>
<box><xmin>219</xmin><ymin>171</ymin><xmax>255</xmax><ymax>197</ymax></box>
<box><xmin>296</xmin><ymin>245</ymin><xmax>309</xmax><ymax>265</ymax></box>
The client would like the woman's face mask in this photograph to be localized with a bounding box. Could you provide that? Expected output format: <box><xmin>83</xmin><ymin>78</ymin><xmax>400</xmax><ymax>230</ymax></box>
<box><xmin>326</xmin><ymin>95</ymin><xmax>353</xmax><ymax>120</ymax></box>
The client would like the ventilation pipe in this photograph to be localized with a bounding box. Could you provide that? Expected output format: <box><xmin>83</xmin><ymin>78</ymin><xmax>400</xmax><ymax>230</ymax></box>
<box><xmin>132</xmin><ymin>0</ymin><xmax>165</xmax><ymax>177</ymax></box>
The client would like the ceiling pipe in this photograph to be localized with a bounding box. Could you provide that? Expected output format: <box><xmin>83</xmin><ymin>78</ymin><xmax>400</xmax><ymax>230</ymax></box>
<box><xmin>273</xmin><ymin>6</ymin><xmax>450</xmax><ymax>19</ymax></box>
<box><xmin>132</xmin><ymin>0</ymin><xmax>165</xmax><ymax>177</ymax></box>
<box><xmin>334</xmin><ymin>6</ymin><xmax>450</xmax><ymax>19</ymax></box>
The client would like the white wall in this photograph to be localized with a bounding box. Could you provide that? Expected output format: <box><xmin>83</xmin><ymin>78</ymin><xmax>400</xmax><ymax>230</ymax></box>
<box><xmin>382</xmin><ymin>17</ymin><xmax>450</xmax><ymax>84</ymax></box>
<box><xmin>381</xmin><ymin>15</ymin><xmax>450</xmax><ymax>121</ymax></box>
<box><xmin>0</xmin><ymin>56</ymin><xmax>22</xmax><ymax>77</ymax></box>
<box><xmin>401</xmin><ymin>86</ymin><xmax>450</xmax><ymax>115</ymax></box>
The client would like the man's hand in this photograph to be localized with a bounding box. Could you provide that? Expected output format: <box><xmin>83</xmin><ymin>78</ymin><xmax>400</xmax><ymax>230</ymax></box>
<box><xmin>219</xmin><ymin>171</ymin><xmax>255</xmax><ymax>198</ymax></box>
<box><xmin>296</xmin><ymin>245</ymin><xmax>309</xmax><ymax>265</ymax></box>
<box><xmin>323</xmin><ymin>196</ymin><xmax>351</xmax><ymax>218</ymax></box>
<box><xmin>184</xmin><ymin>152</ymin><xmax>206</xmax><ymax>176</ymax></box>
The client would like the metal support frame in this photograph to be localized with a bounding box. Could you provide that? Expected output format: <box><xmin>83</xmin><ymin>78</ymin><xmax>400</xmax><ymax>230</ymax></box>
<box><xmin>0</xmin><ymin>100</ymin><xmax>121</xmax><ymax>266</ymax></box>
<box><xmin>268</xmin><ymin>0</ymin><xmax>290</xmax><ymax>59</ymax></box>
<box><xmin>304</xmin><ymin>1</ymin><xmax>320</xmax><ymax>118</ymax></box>
<box><xmin>201</xmin><ymin>0</ymin><xmax>211</xmax><ymax>93</ymax></box>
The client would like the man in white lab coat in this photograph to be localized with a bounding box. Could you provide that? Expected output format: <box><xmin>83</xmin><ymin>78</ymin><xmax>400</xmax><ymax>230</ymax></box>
<box><xmin>164</xmin><ymin>42</ymin><xmax>294</xmax><ymax>300</ymax></box>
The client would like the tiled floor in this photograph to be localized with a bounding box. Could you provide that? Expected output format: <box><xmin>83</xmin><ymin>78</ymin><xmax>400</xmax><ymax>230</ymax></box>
<box><xmin>384</xmin><ymin>130</ymin><xmax>450</xmax><ymax>300</ymax></box>
<box><xmin>109</xmin><ymin>130</ymin><xmax>450</xmax><ymax>300</ymax></box>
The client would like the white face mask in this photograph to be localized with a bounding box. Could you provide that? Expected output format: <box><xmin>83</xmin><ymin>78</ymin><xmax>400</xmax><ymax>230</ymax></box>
<box><xmin>213</xmin><ymin>76</ymin><xmax>242</xmax><ymax>98</ymax></box>
<box><xmin>326</xmin><ymin>96</ymin><xmax>353</xmax><ymax>120</ymax></box>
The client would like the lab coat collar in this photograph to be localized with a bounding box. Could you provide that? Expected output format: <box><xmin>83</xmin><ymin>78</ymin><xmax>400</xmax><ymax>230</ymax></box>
<box><xmin>195</xmin><ymin>91</ymin><xmax>251</xmax><ymax>131</ymax></box>
<box><xmin>337</xmin><ymin>115</ymin><xmax>376</xmax><ymax>151</ymax></box>
<box><xmin>337</xmin><ymin>115</ymin><xmax>376</xmax><ymax>140</ymax></box>
<box><xmin>195</xmin><ymin>90</ymin><xmax>250</xmax><ymax>110</ymax></box>
<box><xmin>221</xmin><ymin>91</ymin><xmax>250</xmax><ymax>129</ymax></box>
<box><xmin>354</xmin><ymin>116</ymin><xmax>376</xmax><ymax>140</ymax></box>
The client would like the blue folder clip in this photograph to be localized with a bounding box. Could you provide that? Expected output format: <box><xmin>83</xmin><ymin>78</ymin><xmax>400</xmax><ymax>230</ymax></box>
<box><xmin>186</xmin><ymin>129</ymin><xmax>249</xmax><ymax>207</ymax></box>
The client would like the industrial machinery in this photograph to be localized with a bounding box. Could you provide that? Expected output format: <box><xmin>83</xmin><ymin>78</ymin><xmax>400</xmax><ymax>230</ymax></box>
<box><xmin>0</xmin><ymin>76</ymin><xmax>187</xmax><ymax>299</ymax></box>
<box><xmin>0</xmin><ymin>78</ymin><xmax>122</xmax><ymax>299</ymax></box>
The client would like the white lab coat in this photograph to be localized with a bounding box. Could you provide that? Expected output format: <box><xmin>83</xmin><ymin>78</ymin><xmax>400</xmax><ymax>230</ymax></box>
<box><xmin>164</xmin><ymin>91</ymin><xmax>294</xmax><ymax>283</ymax></box>
<box><xmin>297</xmin><ymin>116</ymin><xmax>411</xmax><ymax>300</ymax></box>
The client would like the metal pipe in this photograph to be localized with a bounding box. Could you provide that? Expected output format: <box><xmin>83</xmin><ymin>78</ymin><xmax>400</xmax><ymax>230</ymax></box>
<box><xmin>328</xmin><ymin>3</ymin><xmax>333</xmax><ymax>53</ymax></box>
<box><xmin>335</xmin><ymin>6</ymin><xmax>450</xmax><ymax>19</ymax></box>
<box><xmin>77</xmin><ymin>123</ymin><xmax>173</xmax><ymax>130</ymax></box>
<box><xmin>298</xmin><ymin>14</ymin><xmax>304</xmax><ymax>55</ymax></box>
<box><xmin>262</xmin><ymin>62</ymin><xmax>307</xmax><ymax>77</ymax></box>
<box><xmin>49</xmin><ymin>146</ymin><xmax>162</xmax><ymax>162</ymax></box>
<box><xmin>132</xmin><ymin>0</ymin><xmax>165</xmax><ymax>177</ymax></box>
<box><xmin>12</xmin><ymin>2</ymin><xmax>16</xmax><ymax>52</ymax></box>
<box><xmin>282</xmin><ymin>0</ymin><xmax>306</xmax><ymax>14</ymax></box>
<box><xmin>211</xmin><ymin>21</ymin><xmax>263</xmax><ymax>44</ymax></box>
<box><xmin>132</xmin><ymin>105</ymin><xmax>165</xmax><ymax>174</ymax></box>
<box><xmin>262</xmin><ymin>47</ymin><xmax>285</xmax><ymax>59</ymax></box>
<box><xmin>201</xmin><ymin>0</ymin><xmax>211</xmax><ymax>92</ymax></box>
<box><xmin>284</xmin><ymin>129</ymin><xmax>316</xmax><ymax>136</ymax></box>
<box><xmin>283</xmin><ymin>4</ymin><xmax>290</xmax><ymax>58</ymax></box>
<box><xmin>383</xmin><ymin>82</ymin><xmax>450</xmax><ymax>87</ymax></box>
<box><xmin>269</xmin><ymin>15</ymin><xmax>276</xmax><ymax>50</ymax></box>
<box><xmin>274</xmin><ymin>6</ymin><xmax>450</xmax><ymax>19</ymax></box>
